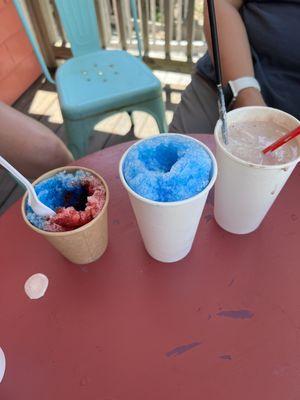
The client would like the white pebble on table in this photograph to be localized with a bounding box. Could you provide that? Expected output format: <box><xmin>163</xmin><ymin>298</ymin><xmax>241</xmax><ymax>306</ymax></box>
<box><xmin>24</xmin><ymin>273</ymin><xmax>49</xmax><ymax>300</ymax></box>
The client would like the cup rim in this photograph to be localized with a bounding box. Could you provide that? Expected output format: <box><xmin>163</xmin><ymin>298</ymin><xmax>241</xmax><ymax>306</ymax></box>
<box><xmin>21</xmin><ymin>166</ymin><xmax>109</xmax><ymax>236</ymax></box>
<box><xmin>214</xmin><ymin>106</ymin><xmax>300</xmax><ymax>170</ymax></box>
<box><xmin>119</xmin><ymin>133</ymin><xmax>218</xmax><ymax>207</ymax></box>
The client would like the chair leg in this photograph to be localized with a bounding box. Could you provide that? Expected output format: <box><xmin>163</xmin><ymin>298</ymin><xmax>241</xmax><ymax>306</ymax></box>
<box><xmin>137</xmin><ymin>97</ymin><xmax>168</xmax><ymax>133</ymax></box>
<box><xmin>63</xmin><ymin>116</ymin><xmax>96</xmax><ymax>159</ymax></box>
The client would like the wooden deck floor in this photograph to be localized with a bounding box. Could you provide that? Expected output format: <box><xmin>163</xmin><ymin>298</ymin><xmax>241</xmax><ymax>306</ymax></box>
<box><xmin>0</xmin><ymin>70</ymin><xmax>191</xmax><ymax>215</ymax></box>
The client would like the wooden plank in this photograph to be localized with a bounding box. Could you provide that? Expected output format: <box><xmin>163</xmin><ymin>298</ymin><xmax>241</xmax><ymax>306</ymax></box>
<box><xmin>16</xmin><ymin>80</ymin><xmax>56</xmax><ymax>122</ymax></box>
<box><xmin>25</xmin><ymin>0</ymin><xmax>56</xmax><ymax>67</ymax></box>
<box><xmin>111</xmin><ymin>0</ymin><xmax>120</xmax><ymax>44</ymax></box>
<box><xmin>49</xmin><ymin>0</ymin><xmax>67</xmax><ymax>45</ymax></box>
<box><xmin>95</xmin><ymin>0</ymin><xmax>112</xmax><ymax>48</ymax></box>
<box><xmin>159</xmin><ymin>0</ymin><xmax>163</xmax><ymax>17</ymax></box>
<box><xmin>150</xmin><ymin>0</ymin><xmax>156</xmax><ymax>43</ymax></box>
<box><xmin>186</xmin><ymin>0</ymin><xmax>195</xmax><ymax>61</ymax></box>
<box><xmin>95</xmin><ymin>112</ymin><xmax>131</xmax><ymax>136</ymax></box>
<box><xmin>183</xmin><ymin>0</ymin><xmax>189</xmax><ymax>18</ymax></box>
<box><xmin>53</xmin><ymin>45</ymin><xmax>72</xmax><ymax>59</ymax></box>
<box><xmin>94</xmin><ymin>0</ymin><xmax>112</xmax><ymax>49</ymax></box>
<box><xmin>176</xmin><ymin>0</ymin><xmax>183</xmax><ymax>42</ymax></box>
<box><xmin>133</xmin><ymin>111</ymin><xmax>159</xmax><ymax>138</ymax></box>
<box><xmin>140</xmin><ymin>0</ymin><xmax>149</xmax><ymax>56</ymax></box>
<box><xmin>13</xmin><ymin>76</ymin><xmax>45</xmax><ymax>116</ymax></box>
<box><xmin>53</xmin><ymin>45</ymin><xmax>195</xmax><ymax>73</ymax></box>
<box><xmin>115</xmin><ymin>0</ymin><xmax>127</xmax><ymax>50</ymax></box>
<box><xmin>124</xmin><ymin>0</ymin><xmax>133</xmax><ymax>45</ymax></box>
<box><xmin>94</xmin><ymin>0</ymin><xmax>107</xmax><ymax>48</ymax></box>
<box><xmin>164</xmin><ymin>0</ymin><xmax>173</xmax><ymax>60</ymax></box>
<box><xmin>52</xmin><ymin>43</ymin><xmax>196</xmax><ymax>73</ymax></box>
<box><xmin>170</xmin><ymin>0</ymin><xmax>174</xmax><ymax>45</ymax></box>
<box><xmin>37</xmin><ymin>90</ymin><xmax>63</xmax><ymax>134</ymax></box>
<box><xmin>105</xmin><ymin>0</ymin><xmax>113</xmax><ymax>44</ymax></box>
<box><xmin>143</xmin><ymin>56</ymin><xmax>195</xmax><ymax>74</ymax></box>
<box><xmin>40</xmin><ymin>0</ymin><xmax>59</xmax><ymax>45</ymax></box>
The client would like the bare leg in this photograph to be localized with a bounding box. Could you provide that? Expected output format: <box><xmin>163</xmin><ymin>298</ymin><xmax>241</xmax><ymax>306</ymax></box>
<box><xmin>0</xmin><ymin>102</ymin><xmax>73</xmax><ymax>179</ymax></box>
<box><xmin>169</xmin><ymin>72</ymin><xmax>219</xmax><ymax>134</ymax></box>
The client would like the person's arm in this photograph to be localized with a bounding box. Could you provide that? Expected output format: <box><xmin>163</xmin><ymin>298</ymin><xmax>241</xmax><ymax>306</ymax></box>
<box><xmin>0</xmin><ymin>102</ymin><xmax>73</xmax><ymax>179</ymax></box>
<box><xmin>203</xmin><ymin>0</ymin><xmax>266</xmax><ymax>108</ymax></box>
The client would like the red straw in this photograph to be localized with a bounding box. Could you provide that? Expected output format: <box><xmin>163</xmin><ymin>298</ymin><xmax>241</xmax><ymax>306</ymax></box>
<box><xmin>263</xmin><ymin>125</ymin><xmax>300</xmax><ymax>154</ymax></box>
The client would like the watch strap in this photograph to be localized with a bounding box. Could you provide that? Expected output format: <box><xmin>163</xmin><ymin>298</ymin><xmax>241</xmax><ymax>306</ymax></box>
<box><xmin>228</xmin><ymin>77</ymin><xmax>261</xmax><ymax>99</ymax></box>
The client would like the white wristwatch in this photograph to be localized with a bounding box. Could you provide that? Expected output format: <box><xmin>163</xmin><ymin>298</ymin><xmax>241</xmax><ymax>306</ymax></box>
<box><xmin>228</xmin><ymin>76</ymin><xmax>261</xmax><ymax>102</ymax></box>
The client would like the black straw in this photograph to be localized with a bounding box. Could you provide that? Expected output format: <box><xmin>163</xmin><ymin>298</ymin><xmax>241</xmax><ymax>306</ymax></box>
<box><xmin>207</xmin><ymin>0</ymin><xmax>228</xmax><ymax>144</ymax></box>
<box><xmin>207</xmin><ymin>0</ymin><xmax>222</xmax><ymax>86</ymax></box>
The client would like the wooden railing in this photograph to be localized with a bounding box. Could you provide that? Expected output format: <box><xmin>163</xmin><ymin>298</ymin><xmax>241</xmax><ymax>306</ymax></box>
<box><xmin>23</xmin><ymin>0</ymin><xmax>206</xmax><ymax>74</ymax></box>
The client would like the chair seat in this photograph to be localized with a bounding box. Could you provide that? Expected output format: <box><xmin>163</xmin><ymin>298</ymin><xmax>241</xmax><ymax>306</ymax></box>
<box><xmin>55</xmin><ymin>50</ymin><xmax>162</xmax><ymax>120</ymax></box>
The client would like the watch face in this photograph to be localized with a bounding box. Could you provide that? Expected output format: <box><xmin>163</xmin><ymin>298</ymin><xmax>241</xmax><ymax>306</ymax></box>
<box><xmin>223</xmin><ymin>83</ymin><xmax>234</xmax><ymax>109</ymax></box>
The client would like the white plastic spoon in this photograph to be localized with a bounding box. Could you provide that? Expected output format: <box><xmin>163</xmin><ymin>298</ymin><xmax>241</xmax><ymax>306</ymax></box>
<box><xmin>0</xmin><ymin>155</ymin><xmax>55</xmax><ymax>217</ymax></box>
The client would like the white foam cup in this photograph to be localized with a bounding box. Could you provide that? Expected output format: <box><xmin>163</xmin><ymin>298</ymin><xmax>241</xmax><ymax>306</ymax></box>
<box><xmin>119</xmin><ymin>134</ymin><xmax>217</xmax><ymax>263</ymax></box>
<box><xmin>0</xmin><ymin>347</ymin><xmax>5</xmax><ymax>383</ymax></box>
<box><xmin>214</xmin><ymin>106</ymin><xmax>300</xmax><ymax>234</ymax></box>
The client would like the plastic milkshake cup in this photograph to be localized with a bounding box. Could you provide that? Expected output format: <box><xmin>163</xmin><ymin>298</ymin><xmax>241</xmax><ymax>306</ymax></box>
<box><xmin>22</xmin><ymin>166</ymin><xmax>109</xmax><ymax>264</ymax></box>
<box><xmin>119</xmin><ymin>134</ymin><xmax>217</xmax><ymax>263</ymax></box>
<box><xmin>214</xmin><ymin>106</ymin><xmax>300</xmax><ymax>234</ymax></box>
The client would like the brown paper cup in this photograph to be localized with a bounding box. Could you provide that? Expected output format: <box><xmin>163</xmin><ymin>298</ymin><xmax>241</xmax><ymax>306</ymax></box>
<box><xmin>21</xmin><ymin>166</ymin><xmax>109</xmax><ymax>264</ymax></box>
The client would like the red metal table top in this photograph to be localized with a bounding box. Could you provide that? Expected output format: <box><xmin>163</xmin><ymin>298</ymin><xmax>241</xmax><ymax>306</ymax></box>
<box><xmin>0</xmin><ymin>134</ymin><xmax>299</xmax><ymax>400</ymax></box>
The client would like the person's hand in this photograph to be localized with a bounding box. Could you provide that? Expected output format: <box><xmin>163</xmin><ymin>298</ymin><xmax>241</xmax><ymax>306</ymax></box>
<box><xmin>232</xmin><ymin>87</ymin><xmax>267</xmax><ymax>109</ymax></box>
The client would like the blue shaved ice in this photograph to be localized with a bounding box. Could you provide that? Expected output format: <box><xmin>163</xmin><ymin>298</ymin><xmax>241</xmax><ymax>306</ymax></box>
<box><xmin>123</xmin><ymin>135</ymin><xmax>213</xmax><ymax>202</ymax></box>
<box><xmin>26</xmin><ymin>170</ymin><xmax>97</xmax><ymax>230</ymax></box>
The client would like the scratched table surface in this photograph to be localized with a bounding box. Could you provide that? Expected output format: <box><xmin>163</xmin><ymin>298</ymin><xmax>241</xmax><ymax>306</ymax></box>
<box><xmin>0</xmin><ymin>134</ymin><xmax>299</xmax><ymax>400</ymax></box>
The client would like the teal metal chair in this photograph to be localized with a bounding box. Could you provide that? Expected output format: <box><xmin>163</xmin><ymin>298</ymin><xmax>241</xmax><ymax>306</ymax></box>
<box><xmin>14</xmin><ymin>0</ymin><xmax>167</xmax><ymax>159</ymax></box>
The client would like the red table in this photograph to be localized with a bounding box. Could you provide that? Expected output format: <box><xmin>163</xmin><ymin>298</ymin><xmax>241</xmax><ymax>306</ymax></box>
<box><xmin>0</xmin><ymin>134</ymin><xmax>299</xmax><ymax>399</ymax></box>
